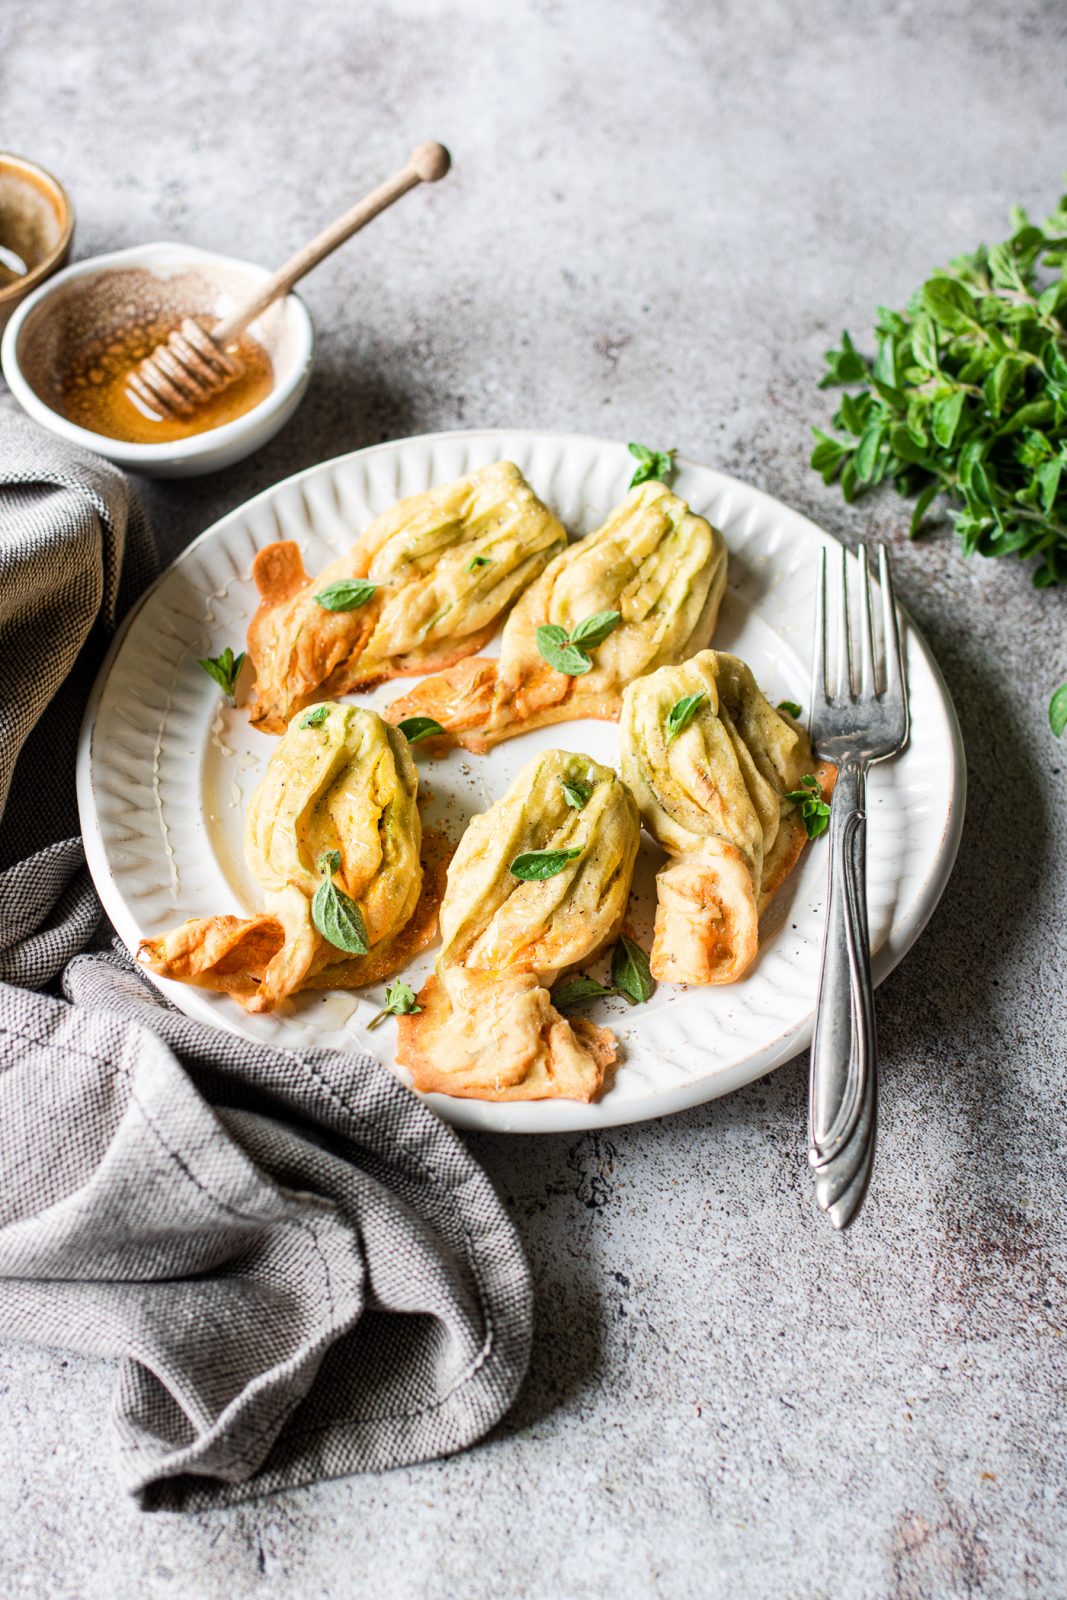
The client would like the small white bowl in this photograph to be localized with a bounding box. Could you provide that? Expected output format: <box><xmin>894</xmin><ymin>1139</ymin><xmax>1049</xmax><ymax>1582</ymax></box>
<box><xmin>1</xmin><ymin>240</ymin><xmax>315</xmax><ymax>477</ymax></box>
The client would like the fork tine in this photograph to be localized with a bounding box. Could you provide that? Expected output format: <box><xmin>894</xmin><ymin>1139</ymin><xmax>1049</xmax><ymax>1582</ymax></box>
<box><xmin>837</xmin><ymin>546</ymin><xmax>853</xmax><ymax>699</ymax></box>
<box><xmin>858</xmin><ymin>544</ymin><xmax>876</xmax><ymax>697</ymax></box>
<box><xmin>812</xmin><ymin>548</ymin><xmax>828</xmax><ymax>704</ymax></box>
<box><xmin>879</xmin><ymin>545</ymin><xmax>903</xmax><ymax>700</ymax></box>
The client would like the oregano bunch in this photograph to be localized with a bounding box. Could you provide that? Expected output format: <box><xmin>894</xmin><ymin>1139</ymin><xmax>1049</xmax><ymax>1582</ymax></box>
<box><xmin>811</xmin><ymin>191</ymin><xmax>1067</xmax><ymax>587</ymax></box>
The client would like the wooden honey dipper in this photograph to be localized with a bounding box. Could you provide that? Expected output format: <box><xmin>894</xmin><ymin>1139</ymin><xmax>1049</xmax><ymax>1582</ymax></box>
<box><xmin>126</xmin><ymin>141</ymin><xmax>451</xmax><ymax>421</ymax></box>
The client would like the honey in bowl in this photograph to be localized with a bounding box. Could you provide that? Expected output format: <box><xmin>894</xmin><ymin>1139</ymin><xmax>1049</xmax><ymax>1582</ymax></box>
<box><xmin>17</xmin><ymin>264</ymin><xmax>284</xmax><ymax>450</ymax></box>
<box><xmin>47</xmin><ymin>305</ymin><xmax>273</xmax><ymax>444</ymax></box>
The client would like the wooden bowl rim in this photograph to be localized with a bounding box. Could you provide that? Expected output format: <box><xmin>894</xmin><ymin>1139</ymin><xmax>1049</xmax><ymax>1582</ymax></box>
<box><xmin>0</xmin><ymin>151</ymin><xmax>75</xmax><ymax>307</ymax></box>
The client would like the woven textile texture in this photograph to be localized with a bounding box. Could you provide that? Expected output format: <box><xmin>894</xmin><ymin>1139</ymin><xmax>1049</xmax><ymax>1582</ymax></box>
<box><xmin>0</xmin><ymin>413</ymin><xmax>532</xmax><ymax>1510</ymax></box>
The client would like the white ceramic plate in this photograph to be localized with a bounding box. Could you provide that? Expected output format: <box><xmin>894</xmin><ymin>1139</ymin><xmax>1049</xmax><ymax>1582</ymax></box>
<box><xmin>77</xmin><ymin>430</ymin><xmax>965</xmax><ymax>1133</ymax></box>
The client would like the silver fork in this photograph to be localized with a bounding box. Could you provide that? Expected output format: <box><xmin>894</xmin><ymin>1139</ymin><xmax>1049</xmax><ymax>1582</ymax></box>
<box><xmin>807</xmin><ymin>544</ymin><xmax>909</xmax><ymax>1230</ymax></box>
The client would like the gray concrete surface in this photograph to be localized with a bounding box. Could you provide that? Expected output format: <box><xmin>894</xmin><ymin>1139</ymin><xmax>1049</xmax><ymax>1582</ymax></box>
<box><xmin>2</xmin><ymin>0</ymin><xmax>1066</xmax><ymax>1595</ymax></box>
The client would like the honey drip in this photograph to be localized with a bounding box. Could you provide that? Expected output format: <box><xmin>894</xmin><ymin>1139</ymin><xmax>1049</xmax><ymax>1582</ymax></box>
<box><xmin>49</xmin><ymin>305</ymin><xmax>274</xmax><ymax>444</ymax></box>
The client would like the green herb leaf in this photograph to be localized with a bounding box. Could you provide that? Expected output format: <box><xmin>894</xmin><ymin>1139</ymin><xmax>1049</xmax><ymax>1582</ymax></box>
<box><xmin>920</xmin><ymin>276</ymin><xmax>979</xmax><ymax>333</ymax></box>
<box><xmin>198</xmin><ymin>646</ymin><xmax>246</xmax><ymax>702</ymax></box>
<box><xmin>819</xmin><ymin>330</ymin><xmax>868</xmax><ymax>388</ymax></box>
<box><xmin>569</xmin><ymin>610</ymin><xmax>622</xmax><ymax>649</ymax></box>
<box><xmin>398</xmin><ymin>716</ymin><xmax>447</xmax><ymax>744</ymax></box>
<box><xmin>299</xmin><ymin>705</ymin><xmax>331</xmax><ymax>729</ymax></box>
<box><xmin>784</xmin><ymin>774</ymin><xmax>831</xmax><ymax>840</ymax></box>
<box><xmin>314</xmin><ymin>579</ymin><xmax>379</xmax><ymax>612</ymax></box>
<box><xmin>560</xmin><ymin>774</ymin><xmax>593</xmax><ymax>810</ymax></box>
<box><xmin>1050</xmin><ymin>683</ymin><xmax>1067</xmax><ymax>738</ymax></box>
<box><xmin>536</xmin><ymin>610</ymin><xmax>621</xmax><ymax>675</ymax></box>
<box><xmin>611</xmin><ymin>935</ymin><xmax>655</xmax><ymax>1005</ymax></box>
<box><xmin>535</xmin><ymin>624</ymin><xmax>594</xmax><ymax>676</ymax></box>
<box><xmin>366</xmin><ymin>978</ymin><xmax>422</xmax><ymax>1030</ymax></box>
<box><xmin>551</xmin><ymin>975</ymin><xmax>616</xmax><ymax>1010</ymax></box>
<box><xmin>466</xmin><ymin>554</ymin><xmax>493</xmax><ymax>572</ymax></box>
<box><xmin>810</xmin><ymin>189</ymin><xmax>1067</xmax><ymax>586</ymax></box>
<box><xmin>665</xmin><ymin>691</ymin><xmax>707</xmax><ymax>744</ymax></box>
<box><xmin>628</xmin><ymin>441</ymin><xmax>677</xmax><ymax>487</ymax></box>
<box><xmin>931</xmin><ymin>391</ymin><xmax>965</xmax><ymax>448</ymax></box>
<box><xmin>777</xmin><ymin>700</ymin><xmax>803</xmax><ymax>719</ymax></box>
<box><xmin>509</xmin><ymin>846</ymin><xmax>582</xmax><ymax>882</ymax></box>
<box><xmin>909</xmin><ymin>482</ymin><xmax>941</xmax><ymax>538</ymax></box>
<box><xmin>854</xmin><ymin>423</ymin><xmax>884</xmax><ymax>482</ymax></box>
<box><xmin>312</xmin><ymin>851</ymin><xmax>369</xmax><ymax>954</ymax></box>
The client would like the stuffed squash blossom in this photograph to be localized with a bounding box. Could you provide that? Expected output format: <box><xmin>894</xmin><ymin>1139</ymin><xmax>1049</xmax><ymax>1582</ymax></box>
<box><xmin>397</xmin><ymin>750</ymin><xmax>640</xmax><ymax>1102</ymax></box>
<box><xmin>619</xmin><ymin>650</ymin><xmax>835</xmax><ymax>985</ymax></box>
<box><xmin>247</xmin><ymin>461</ymin><xmax>566</xmax><ymax>732</ymax></box>
<box><xmin>139</xmin><ymin>704</ymin><xmax>439</xmax><ymax>1011</ymax></box>
<box><xmin>386</xmin><ymin>481</ymin><xmax>728</xmax><ymax>751</ymax></box>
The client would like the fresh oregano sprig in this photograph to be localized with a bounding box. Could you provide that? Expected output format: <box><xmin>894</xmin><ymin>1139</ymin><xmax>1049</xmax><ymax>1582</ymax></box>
<box><xmin>198</xmin><ymin>646</ymin><xmax>245</xmax><ymax>702</ymax></box>
<box><xmin>536</xmin><ymin>611</ymin><xmax>621</xmax><ymax>676</ymax></box>
<box><xmin>811</xmin><ymin>191</ymin><xmax>1067</xmax><ymax>587</ymax></box>
<box><xmin>366</xmin><ymin>978</ymin><xmax>421</xmax><ymax>1030</ymax></box>
<box><xmin>560</xmin><ymin>774</ymin><xmax>593</xmax><ymax>810</ymax></box>
<box><xmin>628</xmin><ymin>442</ymin><xmax>677</xmax><ymax>488</ymax></box>
<box><xmin>551</xmin><ymin>935</ymin><xmax>656</xmax><ymax>1010</ymax></box>
<box><xmin>784</xmin><ymin>775</ymin><xmax>831</xmax><ymax>840</ymax></box>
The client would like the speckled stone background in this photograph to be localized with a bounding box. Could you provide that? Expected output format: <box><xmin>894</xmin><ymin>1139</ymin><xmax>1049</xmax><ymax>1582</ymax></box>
<box><xmin>2</xmin><ymin>1</ymin><xmax>1066</xmax><ymax>1595</ymax></box>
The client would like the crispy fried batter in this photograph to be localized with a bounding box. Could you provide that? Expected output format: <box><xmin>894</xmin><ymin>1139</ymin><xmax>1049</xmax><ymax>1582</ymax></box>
<box><xmin>246</xmin><ymin>462</ymin><xmax>566</xmax><ymax>732</ymax></box>
<box><xmin>139</xmin><ymin>705</ymin><xmax>434</xmax><ymax>1011</ymax></box>
<box><xmin>385</xmin><ymin>480</ymin><xmax>728</xmax><ymax>752</ymax></box>
<box><xmin>396</xmin><ymin>749</ymin><xmax>640</xmax><ymax>1102</ymax></box>
<box><xmin>619</xmin><ymin>650</ymin><xmax>836</xmax><ymax>986</ymax></box>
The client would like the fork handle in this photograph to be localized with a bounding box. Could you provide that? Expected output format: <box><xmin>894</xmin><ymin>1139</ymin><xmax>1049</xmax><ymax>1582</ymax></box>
<box><xmin>808</xmin><ymin>755</ymin><xmax>877</xmax><ymax>1229</ymax></box>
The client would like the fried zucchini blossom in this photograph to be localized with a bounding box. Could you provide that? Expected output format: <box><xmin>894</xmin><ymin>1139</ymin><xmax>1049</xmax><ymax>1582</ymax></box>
<box><xmin>247</xmin><ymin>461</ymin><xmax>566</xmax><ymax>732</ymax></box>
<box><xmin>619</xmin><ymin>650</ymin><xmax>836</xmax><ymax>985</ymax></box>
<box><xmin>139</xmin><ymin>704</ymin><xmax>442</xmax><ymax>1011</ymax></box>
<box><xmin>385</xmin><ymin>481</ymin><xmax>728</xmax><ymax>751</ymax></box>
<box><xmin>396</xmin><ymin>750</ymin><xmax>640</xmax><ymax>1102</ymax></box>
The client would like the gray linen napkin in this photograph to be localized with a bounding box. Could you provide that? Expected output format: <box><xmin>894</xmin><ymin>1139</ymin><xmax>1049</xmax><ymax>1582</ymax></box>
<box><xmin>0</xmin><ymin>412</ymin><xmax>532</xmax><ymax>1511</ymax></box>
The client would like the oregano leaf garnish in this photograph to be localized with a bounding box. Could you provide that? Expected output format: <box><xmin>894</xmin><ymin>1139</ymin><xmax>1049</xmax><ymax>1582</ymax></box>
<box><xmin>665</xmin><ymin>691</ymin><xmax>707</xmax><ymax>744</ymax></box>
<box><xmin>569</xmin><ymin>610</ymin><xmax>621</xmax><ymax>649</ymax></box>
<box><xmin>398</xmin><ymin>716</ymin><xmax>447</xmax><ymax>744</ymax></box>
<box><xmin>560</xmin><ymin>774</ymin><xmax>593</xmax><ymax>810</ymax></box>
<box><xmin>314</xmin><ymin>579</ymin><xmax>378</xmax><ymax>612</ymax></box>
<box><xmin>611</xmin><ymin>935</ymin><xmax>655</xmax><ymax>1005</ymax></box>
<box><xmin>198</xmin><ymin>646</ymin><xmax>245</xmax><ymax>702</ymax></box>
<box><xmin>628</xmin><ymin>442</ymin><xmax>677</xmax><ymax>488</ymax></box>
<box><xmin>552</xmin><ymin>975</ymin><xmax>616</xmax><ymax>1010</ymax></box>
<box><xmin>311</xmin><ymin>850</ymin><xmax>370</xmax><ymax>954</ymax></box>
<box><xmin>535</xmin><ymin>611</ymin><xmax>621</xmax><ymax>676</ymax></box>
<box><xmin>784</xmin><ymin>774</ymin><xmax>832</xmax><ymax>840</ymax></box>
<box><xmin>366</xmin><ymin>978</ymin><xmax>421</xmax><ymax>1030</ymax></box>
<box><xmin>509</xmin><ymin>846</ymin><xmax>582</xmax><ymax>881</ymax></box>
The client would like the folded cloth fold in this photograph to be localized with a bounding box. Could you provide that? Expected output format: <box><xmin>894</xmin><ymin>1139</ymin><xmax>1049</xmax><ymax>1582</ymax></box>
<box><xmin>0</xmin><ymin>412</ymin><xmax>532</xmax><ymax>1509</ymax></box>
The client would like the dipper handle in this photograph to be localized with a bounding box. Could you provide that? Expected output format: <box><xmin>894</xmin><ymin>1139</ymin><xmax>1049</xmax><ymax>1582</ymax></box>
<box><xmin>212</xmin><ymin>142</ymin><xmax>451</xmax><ymax>343</ymax></box>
